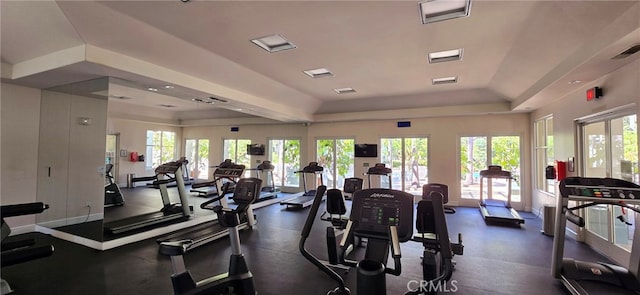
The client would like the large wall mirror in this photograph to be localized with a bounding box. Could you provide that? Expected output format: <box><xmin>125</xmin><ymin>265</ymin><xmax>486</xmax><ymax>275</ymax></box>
<box><xmin>36</xmin><ymin>77</ymin><xmax>109</xmax><ymax>242</ymax></box>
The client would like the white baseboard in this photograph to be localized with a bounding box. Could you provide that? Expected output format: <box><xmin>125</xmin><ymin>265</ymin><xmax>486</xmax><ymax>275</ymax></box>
<box><xmin>8</xmin><ymin>224</ymin><xmax>36</xmax><ymax>236</ymax></box>
<box><xmin>36</xmin><ymin>213</ymin><xmax>104</xmax><ymax>228</ymax></box>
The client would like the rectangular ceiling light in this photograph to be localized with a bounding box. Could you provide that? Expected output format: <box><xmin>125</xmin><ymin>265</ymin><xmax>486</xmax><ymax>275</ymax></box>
<box><xmin>334</xmin><ymin>87</ymin><xmax>356</xmax><ymax>94</ymax></box>
<box><xmin>432</xmin><ymin>76</ymin><xmax>458</xmax><ymax>85</ymax></box>
<box><xmin>251</xmin><ymin>34</ymin><xmax>297</xmax><ymax>53</ymax></box>
<box><xmin>303</xmin><ymin>68</ymin><xmax>334</xmax><ymax>78</ymax></box>
<box><xmin>428</xmin><ymin>48</ymin><xmax>463</xmax><ymax>63</ymax></box>
<box><xmin>419</xmin><ymin>0</ymin><xmax>471</xmax><ymax>24</ymax></box>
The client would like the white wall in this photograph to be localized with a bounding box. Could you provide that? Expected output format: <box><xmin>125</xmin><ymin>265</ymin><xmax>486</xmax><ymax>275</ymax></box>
<box><xmin>530</xmin><ymin>59</ymin><xmax>640</xmax><ymax>214</ymax></box>
<box><xmin>0</xmin><ymin>83</ymin><xmax>42</xmax><ymax>229</ymax></box>
<box><xmin>530</xmin><ymin>59</ymin><xmax>640</xmax><ymax>266</ymax></box>
<box><xmin>107</xmin><ymin>117</ymin><xmax>183</xmax><ymax>184</ymax></box>
<box><xmin>181</xmin><ymin>113</ymin><xmax>531</xmax><ymax>207</ymax></box>
<box><xmin>308</xmin><ymin>114</ymin><xmax>531</xmax><ymax>208</ymax></box>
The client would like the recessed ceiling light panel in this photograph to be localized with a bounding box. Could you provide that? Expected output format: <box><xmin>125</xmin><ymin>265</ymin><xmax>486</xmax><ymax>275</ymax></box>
<box><xmin>303</xmin><ymin>68</ymin><xmax>334</xmax><ymax>78</ymax></box>
<box><xmin>334</xmin><ymin>87</ymin><xmax>356</xmax><ymax>94</ymax></box>
<box><xmin>428</xmin><ymin>48</ymin><xmax>463</xmax><ymax>63</ymax></box>
<box><xmin>251</xmin><ymin>34</ymin><xmax>297</xmax><ymax>53</ymax></box>
<box><xmin>432</xmin><ymin>76</ymin><xmax>458</xmax><ymax>85</ymax></box>
<box><xmin>419</xmin><ymin>0</ymin><xmax>471</xmax><ymax>24</ymax></box>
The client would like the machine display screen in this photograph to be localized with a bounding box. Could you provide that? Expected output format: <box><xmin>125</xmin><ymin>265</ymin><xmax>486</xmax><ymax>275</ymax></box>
<box><xmin>357</xmin><ymin>200</ymin><xmax>401</xmax><ymax>235</ymax></box>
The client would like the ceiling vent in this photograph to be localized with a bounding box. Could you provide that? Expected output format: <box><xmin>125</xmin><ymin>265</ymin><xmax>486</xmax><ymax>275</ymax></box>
<box><xmin>251</xmin><ymin>34</ymin><xmax>297</xmax><ymax>53</ymax></box>
<box><xmin>108</xmin><ymin>95</ymin><xmax>131</xmax><ymax>100</ymax></box>
<box><xmin>432</xmin><ymin>76</ymin><xmax>458</xmax><ymax>85</ymax></box>
<box><xmin>303</xmin><ymin>68</ymin><xmax>334</xmax><ymax>78</ymax></box>
<box><xmin>419</xmin><ymin>0</ymin><xmax>472</xmax><ymax>24</ymax></box>
<box><xmin>612</xmin><ymin>44</ymin><xmax>640</xmax><ymax>59</ymax></box>
<box><xmin>334</xmin><ymin>88</ymin><xmax>356</xmax><ymax>94</ymax></box>
<box><xmin>429</xmin><ymin>48</ymin><xmax>463</xmax><ymax>63</ymax></box>
<box><xmin>208</xmin><ymin>96</ymin><xmax>227</xmax><ymax>103</ymax></box>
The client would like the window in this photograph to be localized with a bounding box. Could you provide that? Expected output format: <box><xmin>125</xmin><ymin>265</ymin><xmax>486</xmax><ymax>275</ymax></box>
<box><xmin>460</xmin><ymin>136</ymin><xmax>521</xmax><ymax>203</ymax></box>
<box><xmin>579</xmin><ymin>111</ymin><xmax>638</xmax><ymax>251</ymax></box>
<box><xmin>380</xmin><ymin>137</ymin><xmax>428</xmax><ymax>194</ymax></box>
<box><xmin>146</xmin><ymin>130</ymin><xmax>176</xmax><ymax>169</ymax></box>
<box><xmin>316</xmin><ymin>138</ymin><xmax>355</xmax><ymax>189</ymax></box>
<box><xmin>185</xmin><ymin>139</ymin><xmax>209</xmax><ymax>180</ymax></box>
<box><xmin>223</xmin><ymin>139</ymin><xmax>251</xmax><ymax>169</ymax></box>
<box><xmin>534</xmin><ymin>117</ymin><xmax>554</xmax><ymax>194</ymax></box>
<box><xmin>269</xmin><ymin>139</ymin><xmax>301</xmax><ymax>188</ymax></box>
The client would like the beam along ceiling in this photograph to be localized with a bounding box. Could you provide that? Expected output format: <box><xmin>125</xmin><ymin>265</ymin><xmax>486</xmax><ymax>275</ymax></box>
<box><xmin>2</xmin><ymin>1</ymin><xmax>639</xmax><ymax>123</ymax></box>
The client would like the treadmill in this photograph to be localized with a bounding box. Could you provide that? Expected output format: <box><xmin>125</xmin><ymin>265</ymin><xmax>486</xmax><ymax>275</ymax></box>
<box><xmin>104</xmin><ymin>160</ymin><xmax>192</xmax><ymax>235</ymax></box>
<box><xmin>363</xmin><ymin>163</ymin><xmax>392</xmax><ymax>188</ymax></box>
<box><xmin>552</xmin><ymin>177</ymin><xmax>640</xmax><ymax>294</ymax></box>
<box><xmin>157</xmin><ymin>164</ymin><xmax>256</xmax><ymax>251</ymax></box>
<box><xmin>280</xmin><ymin>162</ymin><xmax>323</xmax><ymax>209</ymax></box>
<box><xmin>245</xmin><ymin>160</ymin><xmax>279</xmax><ymax>202</ymax></box>
<box><xmin>478</xmin><ymin>165</ymin><xmax>524</xmax><ymax>225</ymax></box>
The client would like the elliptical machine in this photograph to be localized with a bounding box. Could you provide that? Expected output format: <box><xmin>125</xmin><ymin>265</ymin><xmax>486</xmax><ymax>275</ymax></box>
<box><xmin>104</xmin><ymin>164</ymin><xmax>125</xmax><ymax>207</ymax></box>
<box><xmin>159</xmin><ymin>177</ymin><xmax>262</xmax><ymax>295</ymax></box>
<box><xmin>300</xmin><ymin>187</ymin><xmax>414</xmax><ymax>295</ymax></box>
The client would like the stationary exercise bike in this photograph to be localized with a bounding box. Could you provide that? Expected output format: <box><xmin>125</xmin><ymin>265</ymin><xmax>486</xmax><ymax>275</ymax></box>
<box><xmin>406</xmin><ymin>183</ymin><xmax>463</xmax><ymax>295</ymax></box>
<box><xmin>159</xmin><ymin>177</ymin><xmax>262</xmax><ymax>295</ymax></box>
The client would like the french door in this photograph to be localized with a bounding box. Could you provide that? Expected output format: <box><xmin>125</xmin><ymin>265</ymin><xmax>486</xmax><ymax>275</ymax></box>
<box><xmin>579</xmin><ymin>111</ymin><xmax>637</xmax><ymax>262</ymax></box>
<box><xmin>223</xmin><ymin>139</ymin><xmax>251</xmax><ymax>177</ymax></box>
<box><xmin>316</xmin><ymin>138</ymin><xmax>355</xmax><ymax>189</ymax></box>
<box><xmin>185</xmin><ymin>139</ymin><xmax>210</xmax><ymax>180</ymax></box>
<box><xmin>380</xmin><ymin>137</ymin><xmax>428</xmax><ymax>195</ymax></box>
<box><xmin>269</xmin><ymin>138</ymin><xmax>301</xmax><ymax>190</ymax></box>
<box><xmin>459</xmin><ymin>135</ymin><xmax>522</xmax><ymax>209</ymax></box>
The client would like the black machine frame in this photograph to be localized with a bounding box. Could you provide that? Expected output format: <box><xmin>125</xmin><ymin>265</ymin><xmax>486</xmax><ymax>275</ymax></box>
<box><xmin>280</xmin><ymin>162</ymin><xmax>324</xmax><ymax>209</ymax></box>
<box><xmin>552</xmin><ymin>177</ymin><xmax>640</xmax><ymax>295</ymax></box>
<box><xmin>478</xmin><ymin>165</ymin><xmax>524</xmax><ymax>225</ymax></box>
<box><xmin>157</xmin><ymin>163</ymin><xmax>256</xmax><ymax>252</ymax></box>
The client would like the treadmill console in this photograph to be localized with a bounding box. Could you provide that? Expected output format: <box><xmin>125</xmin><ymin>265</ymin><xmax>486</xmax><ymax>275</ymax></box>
<box><xmin>350</xmin><ymin>188</ymin><xmax>413</xmax><ymax>242</ymax></box>
<box><xmin>301</xmin><ymin>162</ymin><xmax>323</xmax><ymax>173</ymax></box>
<box><xmin>560</xmin><ymin>177</ymin><xmax>640</xmax><ymax>201</ymax></box>
<box><xmin>213</xmin><ymin>165</ymin><xmax>245</xmax><ymax>179</ymax></box>
<box><xmin>366</xmin><ymin>163</ymin><xmax>393</xmax><ymax>175</ymax></box>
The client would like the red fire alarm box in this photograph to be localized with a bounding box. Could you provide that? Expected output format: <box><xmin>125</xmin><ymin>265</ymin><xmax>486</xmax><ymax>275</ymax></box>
<box><xmin>130</xmin><ymin>152</ymin><xmax>139</xmax><ymax>162</ymax></box>
<box><xmin>586</xmin><ymin>87</ymin><xmax>603</xmax><ymax>101</ymax></box>
<box><xmin>555</xmin><ymin>160</ymin><xmax>567</xmax><ymax>181</ymax></box>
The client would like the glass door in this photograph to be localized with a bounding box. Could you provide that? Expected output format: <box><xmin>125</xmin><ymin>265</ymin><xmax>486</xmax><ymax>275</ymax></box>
<box><xmin>185</xmin><ymin>139</ymin><xmax>210</xmax><ymax>180</ymax></box>
<box><xmin>269</xmin><ymin>139</ymin><xmax>301</xmax><ymax>190</ymax></box>
<box><xmin>459</xmin><ymin>135</ymin><xmax>522</xmax><ymax>209</ymax></box>
<box><xmin>106</xmin><ymin>134</ymin><xmax>118</xmax><ymax>183</ymax></box>
<box><xmin>380</xmin><ymin>137</ymin><xmax>428</xmax><ymax>195</ymax></box>
<box><xmin>316</xmin><ymin>138</ymin><xmax>355</xmax><ymax>189</ymax></box>
<box><xmin>223</xmin><ymin>139</ymin><xmax>251</xmax><ymax>177</ymax></box>
<box><xmin>580</xmin><ymin>113</ymin><xmax>638</xmax><ymax>255</ymax></box>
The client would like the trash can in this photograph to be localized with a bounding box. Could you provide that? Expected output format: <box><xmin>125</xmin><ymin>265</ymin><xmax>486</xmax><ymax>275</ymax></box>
<box><xmin>542</xmin><ymin>205</ymin><xmax>556</xmax><ymax>236</ymax></box>
<box><xmin>127</xmin><ymin>173</ymin><xmax>136</xmax><ymax>188</ymax></box>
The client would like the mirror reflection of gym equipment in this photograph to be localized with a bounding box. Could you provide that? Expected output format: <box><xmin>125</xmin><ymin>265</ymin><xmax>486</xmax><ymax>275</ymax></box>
<box><xmin>247</xmin><ymin>160</ymin><xmax>280</xmax><ymax>202</ymax></box>
<box><xmin>160</xmin><ymin>177</ymin><xmax>262</xmax><ymax>295</ymax></box>
<box><xmin>156</xmin><ymin>163</ymin><xmax>256</xmax><ymax>251</ymax></box>
<box><xmin>280</xmin><ymin>162</ymin><xmax>324</xmax><ymax>209</ymax></box>
<box><xmin>103</xmin><ymin>160</ymin><xmax>192</xmax><ymax>235</ymax></box>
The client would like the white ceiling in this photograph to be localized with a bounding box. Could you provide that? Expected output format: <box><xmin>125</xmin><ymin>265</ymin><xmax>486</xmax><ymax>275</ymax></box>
<box><xmin>2</xmin><ymin>1</ymin><xmax>639</xmax><ymax>123</ymax></box>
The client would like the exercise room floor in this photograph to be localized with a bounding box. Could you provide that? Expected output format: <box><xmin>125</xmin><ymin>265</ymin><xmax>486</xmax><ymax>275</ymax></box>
<box><xmin>3</xmin><ymin>197</ymin><xmax>611</xmax><ymax>295</ymax></box>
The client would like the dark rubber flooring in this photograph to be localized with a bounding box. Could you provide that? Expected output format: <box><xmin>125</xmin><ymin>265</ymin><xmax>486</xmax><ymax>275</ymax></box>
<box><xmin>2</xmin><ymin>201</ymin><xmax>612</xmax><ymax>295</ymax></box>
